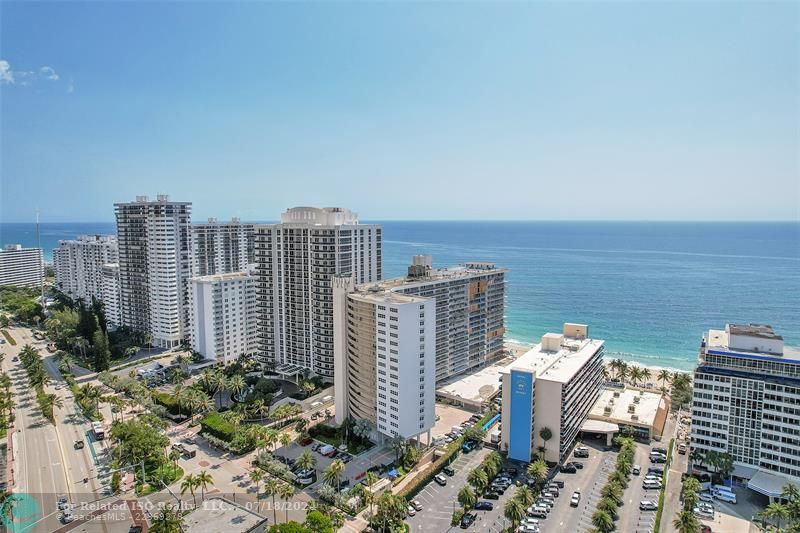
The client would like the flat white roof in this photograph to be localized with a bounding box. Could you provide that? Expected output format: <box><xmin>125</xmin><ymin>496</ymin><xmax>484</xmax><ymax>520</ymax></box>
<box><xmin>589</xmin><ymin>387</ymin><xmax>664</xmax><ymax>428</ymax></box>
<box><xmin>748</xmin><ymin>469</ymin><xmax>799</xmax><ymax>498</ymax></box>
<box><xmin>182</xmin><ymin>497</ymin><xmax>266</xmax><ymax>533</ymax></box>
<box><xmin>436</xmin><ymin>359</ymin><xmax>512</xmax><ymax>405</ymax></box>
<box><xmin>707</xmin><ymin>328</ymin><xmax>800</xmax><ymax>362</ymax></box>
<box><xmin>503</xmin><ymin>338</ymin><xmax>605</xmax><ymax>383</ymax></box>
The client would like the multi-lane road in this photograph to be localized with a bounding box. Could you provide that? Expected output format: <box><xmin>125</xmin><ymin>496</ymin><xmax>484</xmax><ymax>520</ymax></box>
<box><xmin>2</xmin><ymin>325</ymin><xmax>111</xmax><ymax>532</ymax></box>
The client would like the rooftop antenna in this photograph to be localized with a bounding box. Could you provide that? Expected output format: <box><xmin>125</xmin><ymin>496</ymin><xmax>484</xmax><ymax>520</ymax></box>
<box><xmin>36</xmin><ymin>209</ymin><xmax>44</xmax><ymax>309</ymax></box>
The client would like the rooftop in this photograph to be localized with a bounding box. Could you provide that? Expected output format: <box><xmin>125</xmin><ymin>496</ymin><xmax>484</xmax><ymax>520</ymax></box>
<box><xmin>728</xmin><ymin>323</ymin><xmax>783</xmax><ymax>340</ymax></box>
<box><xmin>355</xmin><ymin>260</ymin><xmax>507</xmax><ymax>295</ymax></box>
<box><xmin>436</xmin><ymin>356</ymin><xmax>514</xmax><ymax>406</ymax></box>
<box><xmin>589</xmin><ymin>387</ymin><xmax>665</xmax><ymax>428</ymax></box>
<box><xmin>503</xmin><ymin>330</ymin><xmax>604</xmax><ymax>384</ymax></box>
<box><xmin>705</xmin><ymin>324</ymin><xmax>797</xmax><ymax>361</ymax></box>
<box><xmin>349</xmin><ymin>290</ymin><xmax>429</xmax><ymax>306</ymax></box>
<box><xmin>192</xmin><ymin>270</ymin><xmax>254</xmax><ymax>283</ymax></box>
<box><xmin>182</xmin><ymin>497</ymin><xmax>266</xmax><ymax>533</ymax></box>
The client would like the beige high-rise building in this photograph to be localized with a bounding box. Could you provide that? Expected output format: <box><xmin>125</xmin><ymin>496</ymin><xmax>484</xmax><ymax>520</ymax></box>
<box><xmin>191</xmin><ymin>217</ymin><xmax>255</xmax><ymax>277</ymax></box>
<box><xmin>53</xmin><ymin>235</ymin><xmax>119</xmax><ymax>305</ymax></box>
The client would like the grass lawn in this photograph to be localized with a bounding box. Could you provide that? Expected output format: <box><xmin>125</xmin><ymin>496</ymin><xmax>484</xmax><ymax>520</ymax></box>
<box><xmin>1</xmin><ymin>330</ymin><xmax>15</xmax><ymax>346</ymax></box>
<box><xmin>150</xmin><ymin>463</ymin><xmax>184</xmax><ymax>485</ymax></box>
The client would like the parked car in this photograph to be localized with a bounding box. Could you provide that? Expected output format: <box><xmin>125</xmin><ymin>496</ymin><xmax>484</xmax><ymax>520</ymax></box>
<box><xmin>640</xmin><ymin>500</ymin><xmax>658</xmax><ymax>511</ymax></box>
<box><xmin>410</xmin><ymin>500</ymin><xmax>422</xmax><ymax>511</ymax></box>
<box><xmin>460</xmin><ymin>512</ymin><xmax>477</xmax><ymax>529</ymax></box>
<box><xmin>74</xmin><ymin>440</ymin><xmax>84</xmax><ymax>450</ymax></box>
<box><xmin>698</xmin><ymin>492</ymin><xmax>714</xmax><ymax>503</ymax></box>
<box><xmin>550</xmin><ymin>479</ymin><xmax>565</xmax><ymax>488</ymax></box>
<box><xmin>574</xmin><ymin>446</ymin><xmax>589</xmax><ymax>458</ymax></box>
<box><xmin>570</xmin><ymin>491</ymin><xmax>581</xmax><ymax>507</ymax></box>
<box><xmin>61</xmin><ymin>511</ymin><xmax>74</xmax><ymax>523</ymax></box>
<box><xmin>560</xmin><ymin>464</ymin><xmax>577</xmax><ymax>474</ymax></box>
<box><xmin>632</xmin><ymin>464</ymin><xmax>641</xmax><ymax>475</ymax></box>
<box><xmin>475</xmin><ymin>501</ymin><xmax>494</xmax><ymax>511</ymax></box>
<box><xmin>483</xmin><ymin>491</ymin><xmax>500</xmax><ymax>500</ymax></box>
<box><xmin>443</xmin><ymin>466</ymin><xmax>455</xmax><ymax>476</ymax></box>
<box><xmin>434</xmin><ymin>474</ymin><xmax>447</xmax><ymax>486</ymax></box>
<box><xmin>694</xmin><ymin>503</ymin><xmax>715</xmax><ymax>518</ymax></box>
<box><xmin>57</xmin><ymin>496</ymin><xmax>69</xmax><ymax>510</ymax></box>
<box><xmin>406</xmin><ymin>505</ymin><xmax>416</xmax><ymax>517</ymax></box>
<box><xmin>700</xmin><ymin>527</ymin><xmax>712</xmax><ymax>533</ymax></box>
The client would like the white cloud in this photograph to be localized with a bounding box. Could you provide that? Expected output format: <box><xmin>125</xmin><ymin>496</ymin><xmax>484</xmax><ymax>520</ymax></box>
<box><xmin>39</xmin><ymin>66</ymin><xmax>59</xmax><ymax>81</ymax></box>
<box><xmin>0</xmin><ymin>60</ymin><xmax>14</xmax><ymax>84</ymax></box>
<box><xmin>1</xmin><ymin>59</ymin><xmax>65</xmax><ymax>87</ymax></box>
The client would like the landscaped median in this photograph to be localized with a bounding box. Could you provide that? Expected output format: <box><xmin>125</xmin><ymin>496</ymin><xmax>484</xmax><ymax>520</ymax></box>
<box><xmin>1</xmin><ymin>330</ymin><xmax>16</xmax><ymax>346</ymax></box>
<box><xmin>653</xmin><ymin>437</ymin><xmax>675</xmax><ymax>533</ymax></box>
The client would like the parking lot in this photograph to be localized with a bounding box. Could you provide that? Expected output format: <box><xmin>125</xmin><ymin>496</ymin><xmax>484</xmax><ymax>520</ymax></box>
<box><xmin>406</xmin><ymin>447</ymin><xmax>520</xmax><ymax>532</ymax></box>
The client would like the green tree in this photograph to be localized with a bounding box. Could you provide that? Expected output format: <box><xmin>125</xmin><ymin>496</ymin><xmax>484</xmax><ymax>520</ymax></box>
<box><xmin>526</xmin><ymin>458</ymin><xmax>548</xmax><ymax>486</ymax></box>
<box><xmin>458</xmin><ymin>485</ymin><xmax>476</xmax><ymax>510</ymax></box>
<box><xmin>180</xmin><ymin>473</ymin><xmax>198</xmax><ymax>507</ymax></box>
<box><xmin>295</xmin><ymin>450</ymin><xmax>316</xmax><ymax>472</ymax></box>
<box><xmin>264</xmin><ymin>478</ymin><xmax>280</xmax><ymax>525</ymax></box>
<box><xmin>92</xmin><ymin>329</ymin><xmax>111</xmax><ymax>371</ymax></box>
<box><xmin>592</xmin><ymin>509</ymin><xmax>614</xmax><ymax>533</ymax></box>
<box><xmin>279</xmin><ymin>482</ymin><xmax>294</xmax><ymax>522</ymax></box>
<box><xmin>467</xmin><ymin>468</ymin><xmax>489</xmax><ymax>493</ymax></box>
<box><xmin>764</xmin><ymin>501</ymin><xmax>790</xmax><ymax>531</ymax></box>
<box><xmin>672</xmin><ymin>509</ymin><xmax>701</xmax><ymax>533</ymax></box>
<box><xmin>195</xmin><ymin>470</ymin><xmax>214</xmax><ymax>501</ymax></box>
<box><xmin>539</xmin><ymin>427</ymin><xmax>553</xmax><ymax>458</ymax></box>
<box><xmin>503</xmin><ymin>498</ymin><xmax>526</xmax><ymax>528</ymax></box>
<box><xmin>303</xmin><ymin>510</ymin><xmax>333</xmax><ymax>533</ymax></box>
<box><xmin>515</xmin><ymin>486</ymin><xmax>535</xmax><ymax>508</ymax></box>
<box><xmin>323</xmin><ymin>459</ymin><xmax>345</xmax><ymax>492</ymax></box>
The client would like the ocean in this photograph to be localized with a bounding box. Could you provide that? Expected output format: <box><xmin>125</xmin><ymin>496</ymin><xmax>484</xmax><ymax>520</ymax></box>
<box><xmin>2</xmin><ymin>220</ymin><xmax>798</xmax><ymax>371</ymax></box>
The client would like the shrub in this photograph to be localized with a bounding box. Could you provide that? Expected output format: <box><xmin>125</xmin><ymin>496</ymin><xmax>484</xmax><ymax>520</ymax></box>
<box><xmin>451</xmin><ymin>508</ymin><xmax>464</xmax><ymax>526</ymax></box>
<box><xmin>152</xmin><ymin>391</ymin><xmax>182</xmax><ymax>416</ymax></box>
<box><xmin>200</xmin><ymin>412</ymin><xmax>236</xmax><ymax>442</ymax></box>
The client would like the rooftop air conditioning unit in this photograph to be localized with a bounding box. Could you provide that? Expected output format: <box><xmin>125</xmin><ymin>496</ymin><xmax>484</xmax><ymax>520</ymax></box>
<box><xmin>631</xmin><ymin>414</ymin><xmax>639</xmax><ymax>421</ymax></box>
<box><xmin>613</xmin><ymin>391</ymin><xmax>620</xmax><ymax>398</ymax></box>
<box><xmin>634</xmin><ymin>396</ymin><xmax>640</xmax><ymax>404</ymax></box>
<box><xmin>627</xmin><ymin>404</ymin><xmax>636</xmax><ymax>413</ymax></box>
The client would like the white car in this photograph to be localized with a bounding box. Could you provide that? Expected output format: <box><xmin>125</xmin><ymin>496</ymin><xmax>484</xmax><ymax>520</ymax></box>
<box><xmin>61</xmin><ymin>511</ymin><xmax>75</xmax><ymax>523</ymax></box>
<box><xmin>517</xmin><ymin>525</ymin><xmax>540</xmax><ymax>533</ymax></box>
<box><xmin>410</xmin><ymin>500</ymin><xmax>422</xmax><ymax>511</ymax></box>
<box><xmin>406</xmin><ymin>505</ymin><xmax>416</xmax><ymax>516</ymax></box>
<box><xmin>639</xmin><ymin>500</ymin><xmax>658</xmax><ymax>511</ymax></box>
<box><xmin>694</xmin><ymin>503</ymin><xmax>714</xmax><ymax>518</ymax></box>
<box><xmin>698</xmin><ymin>492</ymin><xmax>714</xmax><ymax>502</ymax></box>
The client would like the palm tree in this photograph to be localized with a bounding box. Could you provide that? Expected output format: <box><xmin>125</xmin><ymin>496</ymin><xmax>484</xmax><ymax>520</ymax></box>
<box><xmin>364</xmin><ymin>471</ymin><xmax>379</xmax><ymax>517</ymax></box>
<box><xmin>468</xmin><ymin>468</ymin><xmax>489</xmax><ymax>492</ymax></box>
<box><xmin>641</xmin><ymin>367</ymin><xmax>652</xmax><ymax>385</ymax></box>
<box><xmin>295</xmin><ymin>450</ymin><xmax>316</xmax><ymax>472</ymax></box>
<box><xmin>515</xmin><ymin>486</ymin><xmax>535</xmax><ymax>507</ymax></box>
<box><xmin>658</xmin><ymin>368</ymin><xmax>672</xmax><ymax>389</ymax></box>
<box><xmin>629</xmin><ymin>366</ymin><xmax>644</xmax><ymax>387</ymax></box>
<box><xmin>278</xmin><ymin>482</ymin><xmax>294</xmax><ymax>522</ymax></box>
<box><xmin>526</xmin><ymin>459</ymin><xmax>548</xmax><ymax>487</ymax></box>
<box><xmin>252</xmin><ymin>399</ymin><xmax>269</xmax><ymax>422</ymax></box>
<box><xmin>249</xmin><ymin>469</ymin><xmax>264</xmax><ymax>509</ymax></box>
<box><xmin>212</xmin><ymin>371</ymin><xmax>227</xmax><ymax>409</ymax></box>
<box><xmin>597</xmin><ymin>497</ymin><xmax>618</xmax><ymax>520</ymax></box>
<box><xmin>689</xmin><ymin>447</ymin><xmax>705</xmax><ymax>468</ymax></box>
<box><xmin>324</xmin><ymin>459</ymin><xmax>346</xmax><ymax>492</ymax></box>
<box><xmin>180</xmin><ymin>474</ymin><xmax>198</xmax><ymax>507</ymax></box>
<box><xmin>39</xmin><ymin>393</ymin><xmax>63</xmax><ymax>422</ymax></box>
<box><xmin>168</xmin><ymin>449</ymin><xmax>181</xmax><ymax>472</ymax></box>
<box><xmin>263</xmin><ymin>478</ymin><xmax>279</xmax><ymax>525</ymax></box>
<box><xmin>592</xmin><ymin>509</ymin><xmax>614</xmax><ymax>533</ymax></box>
<box><xmin>458</xmin><ymin>486</ymin><xmax>476</xmax><ymax>510</ymax></box>
<box><xmin>672</xmin><ymin>509</ymin><xmax>701</xmax><ymax>533</ymax></box>
<box><xmin>764</xmin><ymin>501</ymin><xmax>789</xmax><ymax>530</ymax></box>
<box><xmin>279</xmin><ymin>432</ymin><xmax>291</xmax><ymax>449</ymax></box>
<box><xmin>539</xmin><ymin>427</ymin><xmax>553</xmax><ymax>459</ymax></box>
<box><xmin>228</xmin><ymin>374</ymin><xmax>246</xmax><ymax>402</ymax></box>
<box><xmin>195</xmin><ymin>470</ymin><xmax>214</xmax><ymax>501</ymax></box>
<box><xmin>503</xmin><ymin>498</ymin><xmax>526</xmax><ymax>528</ymax></box>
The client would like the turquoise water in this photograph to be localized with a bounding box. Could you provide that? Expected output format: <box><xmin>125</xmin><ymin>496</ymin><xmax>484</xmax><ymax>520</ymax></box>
<box><xmin>3</xmin><ymin>221</ymin><xmax>798</xmax><ymax>371</ymax></box>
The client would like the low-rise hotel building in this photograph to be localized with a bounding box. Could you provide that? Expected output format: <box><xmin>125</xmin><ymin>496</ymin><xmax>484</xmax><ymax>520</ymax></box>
<box><xmin>691</xmin><ymin>324</ymin><xmax>800</xmax><ymax>498</ymax></box>
<box><xmin>0</xmin><ymin>244</ymin><xmax>43</xmax><ymax>288</ymax></box>
<box><xmin>189</xmin><ymin>269</ymin><xmax>257</xmax><ymax>365</ymax></box>
<box><xmin>500</xmin><ymin>324</ymin><xmax>605</xmax><ymax>463</ymax></box>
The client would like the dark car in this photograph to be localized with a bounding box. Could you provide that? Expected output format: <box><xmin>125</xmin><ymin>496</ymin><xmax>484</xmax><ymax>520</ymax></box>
<box><xmin>483</xmin><ymin>491</ymin><xmax>500</xmax><ymax>500</ymax></box>
<box><xmin>652</xmin><ymin>447</ymin><xmax>667</xmax><ymax>455</ymax></box>
<box><xmin>560</xmin><ymin>464</ymin><xmax>577</xmax><ymax>474</ymax></box>
<box><xmin>648</xmin><ymin>467</ymin><xmax>664</xmax><ymax>475</ymax></box>
<box><xmin>460</xmin><ymin>512</ymin><xmax>477</xmax><ymax>529</ymax></box>
<box><xmin>474</xmin><ymin>501</ymin><xmax>494</xmax><ymax>511</ymax></box>
<box><xmin>550</xmin><ymin>479</ymin><xmax>565</xmax><ymax>488</ymax></box>
<box><xmin>128</xmin><ymin>527</ymin><xmax>143</xmax><ymax>533</ymax></box>
<box><xmin>569</xmin><ymin>461</ymin><xmax>584</xmax><ymax>469</ymax></box>
<box><xmin>443</xmin><ymin>466</ymin><xmax>455</xmax><ymax>476</ymax></box>
<box><xmin>74</xmin><ymin>440</ymin><xmax>85</xmax><ymax>450</ymax></box>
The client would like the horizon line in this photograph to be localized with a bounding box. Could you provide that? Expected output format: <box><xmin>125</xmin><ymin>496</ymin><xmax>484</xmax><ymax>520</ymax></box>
<box><xmin>1</xmin><ymin>218</ymin><xmax>799</xmax><ymax>224</ymax></box>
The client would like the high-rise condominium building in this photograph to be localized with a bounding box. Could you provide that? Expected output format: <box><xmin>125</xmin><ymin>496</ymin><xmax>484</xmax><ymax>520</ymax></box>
<box><xmin>189</xmin><ymin>269</ymin><xmax>257</xmax><ymax>365</ymax></box>
<box><xmin>101</xmin><ymin>263</ymin><xmax>121</xmax><ymax>329</ymax></box>
<box><xmin>500</xmin><ymin>324</ymin><xmax>605</xmax><ymax>463</ymax></box>
<box><xmin>691</xmin><ymin>324</ymin><xmax>800</xmax><ymax>498</ymax></box>
<box><xmin>191</xmin><ymin>217</ymin><xmax>255</xmax><ymax>277</ymax></box>
<box><xmin>0</xmin><ymin>244</ymin><xmax>43</xmax><ymax>288</ymax></box>
<box><xmin>254</xmin><ymin>207</ymin><xmax>382</xmax><ymax>380</ymax></box>
<box><xmin>53</xmin><ymin>235</ymin><xmax>119</xmax><ymax>305</ymax></box>
<box><xmin>115</xmin><ymin>195</ymin><xmax>192</xmax><ymax>349</ymax></box>
<box><xmin>353</xmin><ymin>256</ymin><xmax>506</xmax><ymax>382</ymax></box>
<box><xmin>333</xmin><ymin>276</ymin><xmax>436</xmax><ymax>441</ymax></box>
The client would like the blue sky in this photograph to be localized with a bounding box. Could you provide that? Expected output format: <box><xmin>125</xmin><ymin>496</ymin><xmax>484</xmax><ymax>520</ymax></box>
<box><xmin>1</xmin><ymin>1</ymin><xmax>798</xmax><ymax>222</ymax></box>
